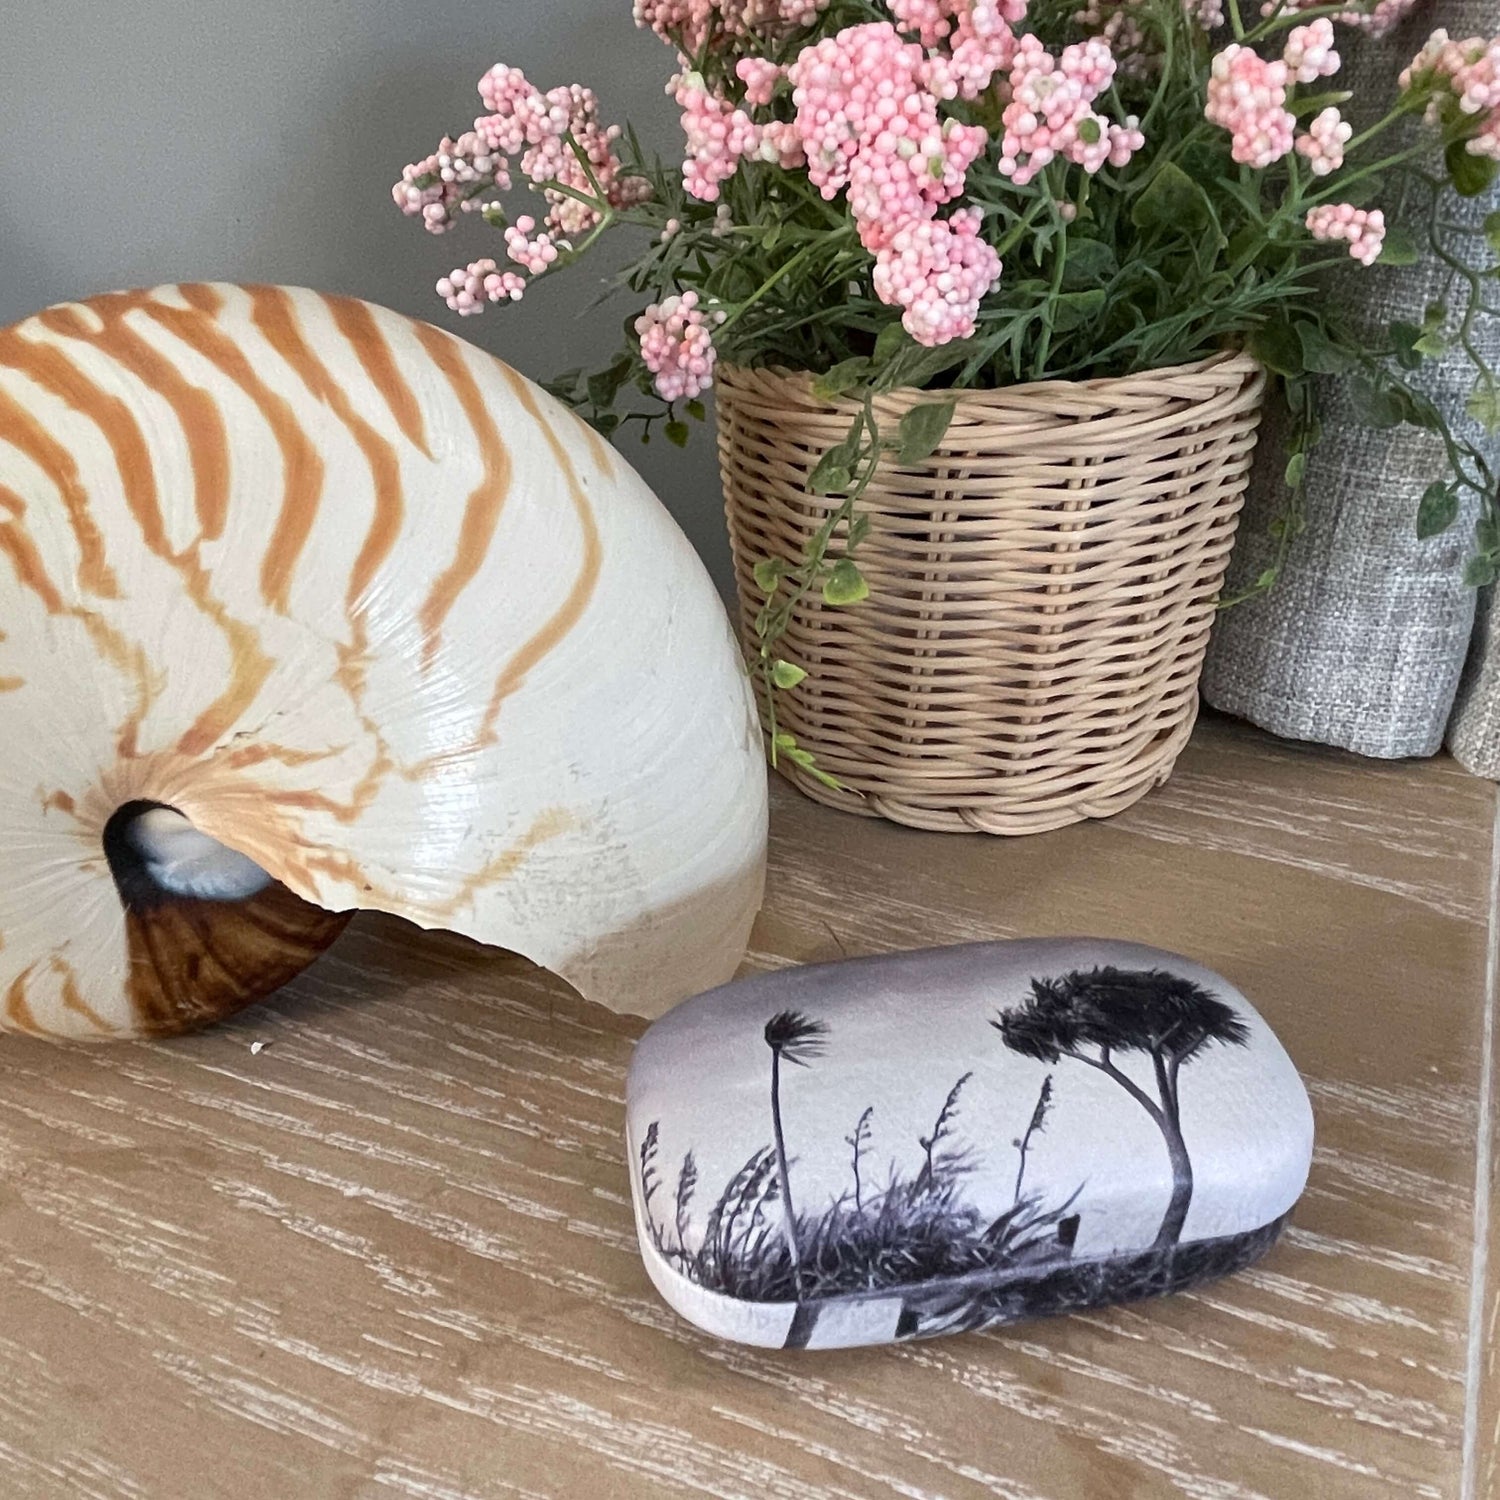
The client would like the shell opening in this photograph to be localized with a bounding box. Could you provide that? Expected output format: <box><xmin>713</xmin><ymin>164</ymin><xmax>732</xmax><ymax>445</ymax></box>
<box><xmin>103</xmin><ymin>801</ymin><xmax>274</xmax><ymax>908</ymax></box>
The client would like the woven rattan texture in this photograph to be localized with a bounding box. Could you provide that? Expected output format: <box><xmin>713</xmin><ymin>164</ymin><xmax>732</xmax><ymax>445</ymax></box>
<box><xmin>719</xmin><ymin>354</ymin><xmax>1266</xmax><ymax>833</ymax></box>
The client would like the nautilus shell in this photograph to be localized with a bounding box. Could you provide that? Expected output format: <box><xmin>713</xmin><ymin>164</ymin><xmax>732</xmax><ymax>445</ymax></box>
<box><xmin>0</xmin><ymin>283</ymin><xmax>767</xmax><ymax>1040</ymax></box>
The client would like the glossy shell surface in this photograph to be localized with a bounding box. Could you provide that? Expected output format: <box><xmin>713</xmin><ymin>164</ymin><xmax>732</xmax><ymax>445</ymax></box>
<box><xmin>0</xmin><ymin>284</ymin><xmax>766</xmax><ymax>1038</ymax></box>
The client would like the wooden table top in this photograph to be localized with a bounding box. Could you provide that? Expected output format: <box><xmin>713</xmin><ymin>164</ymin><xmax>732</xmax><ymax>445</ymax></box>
<box><xmin>2</xmin><ymin>713</ymin><xmax>1495</xmax><ymax>1500</ymax></box>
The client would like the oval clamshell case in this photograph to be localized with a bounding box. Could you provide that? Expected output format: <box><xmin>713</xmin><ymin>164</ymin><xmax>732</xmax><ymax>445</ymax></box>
<box><xmin>625</xmin><ymin>938</ymin><xmax>1314</xmax><ymax>1351</ymax></box>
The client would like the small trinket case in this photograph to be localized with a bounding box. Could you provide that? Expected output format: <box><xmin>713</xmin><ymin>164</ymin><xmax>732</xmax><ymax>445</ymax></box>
<box><xmin>626</xmin><ymin>938</ymin><xmax>1313</xmax><ymax>1350</ymax></box>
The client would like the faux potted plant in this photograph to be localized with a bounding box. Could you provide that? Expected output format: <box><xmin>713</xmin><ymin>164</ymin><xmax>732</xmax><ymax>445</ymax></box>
<box><xmin>395</xmin><ymin>0</ymin><xmax>1499</xmax><ymax>833</ymax></box>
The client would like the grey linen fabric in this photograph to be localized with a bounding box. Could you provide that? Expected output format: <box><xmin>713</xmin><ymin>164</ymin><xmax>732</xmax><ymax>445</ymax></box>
<box><xmin>1202</xmin><ymin>3</ymin><xmax>1500</xmax><ymax>759</ymax></box>
<box><xmin>1448</xmin><ymin>586</ymin><xmax>1500</xmax><ymax>774</ymax></box>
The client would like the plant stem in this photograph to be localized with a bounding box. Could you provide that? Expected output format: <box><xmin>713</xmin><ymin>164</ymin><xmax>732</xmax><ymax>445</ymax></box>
<box><xmin>1031</xmin><ymin>185</ymin><xmax>1070</xmax><ymax>380</ymax></box>
<box><xmin>718</xmin><ymin>239</ymin><xmax>830</xmax><ymax>333</ymax></box>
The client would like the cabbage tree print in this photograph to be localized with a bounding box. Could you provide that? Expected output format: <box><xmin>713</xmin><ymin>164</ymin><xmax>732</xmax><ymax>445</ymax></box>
<box><xmin>763</xmin><ymin>1010</ymin><xmax>828</xmax><ymax>1291</ymax></box>
<box><xmin>636</xmin><ymin>962</ymin><xmax>1276</xmax><ymax>1345</ymax></box>
<box><xmin>995</xmin><ymin>967</ymin><xmax>1251</xmax><ymax>1249</ymax></box>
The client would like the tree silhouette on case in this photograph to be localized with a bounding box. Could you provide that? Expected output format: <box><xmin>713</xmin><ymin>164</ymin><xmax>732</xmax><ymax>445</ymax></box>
<box><xmin>995</xmin><ymin>967</ymin><xmax>1251</xmax><ymax>1249</ymax></box>
<box><xmin>763</xmin><ymin>1010</ymin><xmax>828</xmax><ymax>1291</ymax></box>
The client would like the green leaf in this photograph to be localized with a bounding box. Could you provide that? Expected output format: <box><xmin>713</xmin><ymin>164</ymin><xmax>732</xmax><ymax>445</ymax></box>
<box><xmin>803</xmin><ymin>762</ymin><xmax>846</xmax><ymax>791</ymax></box>
<box><xmin>783</xmin><ymin>745</ymin><xmax>816</xmax><ymax>769</ymax></box>
<box><xmin>1413</xmin><ymin>329</ymin><xmax>1449</xmax><ymax>359</ymax></box>
<box><xmin>1225</xmin><ymin>224</ymin><xmax>1263</xmax><ymax>268</ymax></box>
<box><xmin>1348</xmin><ymin>378</ymin><xmax>1407</xmax><ymax>429</ymax></box>
<box><xmin>1448</xmin><ymin>139</ymin><xmax>1498</xmax><ymax>198</ymax></box>
<box><xmin>1463</xmin><ymin>553</ymin><xmax>1499</xmax><ymax>588</ymax></box>
<box><xmin>846</xmin><ymin>513</ymin><xmax>871</xmax><ymax>547</ymax></box>
<box><xmin>822</xmin><ymin>559</ymin><xmax>870</xmax><ymax>606</ymax></box>
<box><xmin>808</xmin><ymin>458</ymin><xmax>853</xmax><ymax>494</ymax></box>
<box><xmin>542</xmin><ymin>367</ymin><xmax>583</xmax><ymax>403</ymax></box>
<box><xmin>1479</xmin><ymin>515</ymin><xmax>1500</xmax><ymax>553</ymax></box>
<box><xmin>808</xmin><ymin>416</ymin><xmax>864</xmax><ymax>494</ymax></box>
<box><xmin>873</xmin><ymin>321</ymin><xmax>910</xmax><ymax>366</ymax></box>
<box><xmin>1130</xmin><ymin>161</ymin><xmax>1214</xmax><ymax>237</ymax></box>
<box><xmin>896</xmin><ymin>400</ymin><xmax>956</xmax><ymax>464</ymax></box>
<box><xmin>1416</xmin><ymin>482</ymin><xmax>1459</xmax><ymax>539</ymax></box>
<box><xmin>1059</xmin><ymin>238</ymin><xmax>1118</xmax><ymax>289</ymax></box>
<box><xmin>1284</xmin><ymin>451</ymin><xmax>1306</xmax><ymax>489</ymax></box>
<box><xmin>876</xmin><ymin>339</ymin><xmax>975</xmax><ymax>393</ymax></box>
<box><xmin>762</xmin><ymin>223</ymin><xmax>783</xmax><ymax>251</ymax></box>
<box><xmin>771</xmin><ymin>659</ymin><xmax>807</xmax><ymax>689</ymax></box>
<box><xmin>1389</xmin><ymin>321</ymin><xmax>1424</xmax><ymax>369</ymax></box>
<box><xmin>1376</xmin><ymin>228</ymin><xmax>1420</xmax><ymax>267</ymax></box>
<box><xmin>1468</xmin><ymin>383</ymin><xmax>1500</xmax><ymax>434</ymax></box>
<box><xmin>1247</xmin><ymin>320</ymin><xmax>1304</xmax><ymax>378</ymax></box>
<box><xmin>811</xmin><ymin>358</ymin><xmax>869</xmax><ymax>402</ymax></box>
<box><xmin>1296</xmin><ymin>322</ymin><xmax>1355</xmax><ymax>375</ymax></box>
<box><xmin>772</xmin><ymin>730</ymin><xmax>798</xmax><ymax>751</ymax></box>
<box><xmin>664</xmin><ymin>420</ymin><xmax>690</xmax><ymax>448</ymax></box>
<box><xmin>587</xmin><ymin>354</ymin><xmax>636</xmax><ymax>412</ymax></box>
<box><xmin>1485</xmin><ymin>211</ymin><xmax>1500</xmax><ymax>257</ymax></box>
<box><xmin>1049</xmin><ymin>288</ymin><xmax>1108</xmax><ymax>334</ymax></box>
<box><xmin>1292</xmin><ymin>89</ymin><xmax>1352</xmax><ymax>117</ymax></box>
<box><xmin>753</xmin><ymin>557</ymin><xmax>786</xmax><ymax>594</ymax></box>
<box><xmin>686</xmin><ymin>399</ymin><xmax>707</xmax><ymax>422</ymax></box>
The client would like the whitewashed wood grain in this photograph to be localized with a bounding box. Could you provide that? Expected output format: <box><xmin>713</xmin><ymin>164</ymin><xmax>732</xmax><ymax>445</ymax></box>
<box><xmin>0</xmin><ymin>714</ymin><xmax>1494</xmax><ymax>1499</ymax></box>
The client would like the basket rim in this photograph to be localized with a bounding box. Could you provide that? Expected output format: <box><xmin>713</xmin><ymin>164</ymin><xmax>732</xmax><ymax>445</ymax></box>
<box><xmin>717</xmin><ymin>348</ymin><xmax>1263</xmax><ymax>412</ymax></box>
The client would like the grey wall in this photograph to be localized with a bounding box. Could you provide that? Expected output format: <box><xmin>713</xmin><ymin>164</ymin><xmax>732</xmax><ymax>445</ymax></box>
<box><xmin>0</xmin><ymin>0</ymin><xmax>732</xmax><ymax>587</ymax></box>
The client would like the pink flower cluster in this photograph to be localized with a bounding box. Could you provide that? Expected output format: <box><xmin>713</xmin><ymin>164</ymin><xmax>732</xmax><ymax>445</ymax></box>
<box><xmin>397</xmin><ymin>63</ymin><xmax>652</xmax><ymax>315</ymax></box>
<box><xmin>633</xmin><ymin>0</ymin><xmax>830</xmax><ymax>55</ymax></box>
<box><xmin>476</xmin><ymin>67</ymin><xmax>648</xmax><ymax>236</ymax></box>
<box><xmin>1305</xmin><ymin>202</ymin><xmax>1386</xmax><ymax>264</ymax></box>
<box><xmin>736</xmin><ymin>57</ymin><xmax>782</xmax><ymax>106</ymax></box>
<box><xmin>393</xmin><ymin>132</ymin><xmax>510</xmax><ymax>234</ymax></box>
<box><xmin>635</xmin><ymin>291</ymin><xmax>726</xmax><ymax>400</ymax></box>
<box><xmin>1282</xmin><ymin>19</ymin><xmax>1340</xmax><ymax>85</ymax></box>
<box><xmin>1204</xmin><ymin>44</ymin><xmax>1295</xmax><ymax>168</ymax></box>
<box><xmin>871</xmin><ymin>209</ymin><xmax>1003</xmax><ymax>347</ymax></box>
<box><xmin>668</xmin><ymin>67</ymin><xmax>809</xmax><ymax>200</ymax></box>
<box><xmin>997</xmin><ymin>34</ymin><xmax>1142</xmax><ymax>185</ymax></box>
<box><xmin>783</xmin><ymin>21</ymin><xmax>1009</xmax><ymax>342</ymax></box>
<box><xmin>1296</xmin><ymin>106</ymin><xmax>1352</xmax><ymax>175</ymax></box>
<box><xmin>785</xmin><ymin>22</ymin><xmax>988</xmax><ymax>244</ymax></box>
<box><xmin>436</xmin><ymin>260</ymin><xmax>527</xmax><ymax>316</ymax></box>
<box><xmin>1401</xmin><ymin>31</ymin><xmax>1500</xmax><ymax>162</ymax></box>
<box><xmin>503</xmin><ymin>216</ymin><xmax>565</xmax><ymax>273</ymax></box>
<box><xmin>890</xmin><ymin>0</ymin><xmax>1027</xmax><ymax>99</ymax></box>
<box><xmin>1206</xmin><ymin>27</ymin><xmax>1344</xmax><ymax>168</ymax></box>
<box><xmin>674</xmin><ymin>72</ymin><xmax>765</xmax><ymax>201</ymax></box>
<box><xmin>1262</xmin><ymin>0</ymin><xmax>1419</xmax><ymax>39</ymax></box>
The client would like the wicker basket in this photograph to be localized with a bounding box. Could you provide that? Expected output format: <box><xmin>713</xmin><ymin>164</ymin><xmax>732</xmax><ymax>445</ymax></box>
<box><xmin>717</xmin><ymin>352</ymin><xmax>1266</xmax><ymax>834</ymax></box>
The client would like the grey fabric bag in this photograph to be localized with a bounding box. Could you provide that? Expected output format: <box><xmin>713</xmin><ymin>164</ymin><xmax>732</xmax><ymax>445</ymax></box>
<box><xmin>1202</xmin><ymin>6</ymin><xmax>1500</xmax><ymax>759</ymax></box>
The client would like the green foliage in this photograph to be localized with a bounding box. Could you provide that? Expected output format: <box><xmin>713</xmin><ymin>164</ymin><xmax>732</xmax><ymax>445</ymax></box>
<box><xmin>410</xmin><ymin>0</ymin><xmax>1500</xmax><ymax>769</ymax></box>
<box><xmin>896</xmin><ymin>401</ymin><xmax>957</xmax><ymax>464</ymax></box>
<box><xmin>822</xmin><ymin>559</ymin><xmax>869</xmax><ymax>605</ymax></box>
<box><xmin>1417</xmin><ymin>482</ymin><xmax>1459</xmax><ymax>540</ymax></box>
<box><xmin>1447</xmin><ymin>141</ymin><xmax>1498</xmax><ymax>200</ymax></box>
<box><xmin>753</xmin><ymin>557</ymin><xmax>786</xmax><ymax>594</ymax></box>
<box><xmin>1469</xmin><ymin>383</ymin><xmax>1500</xmax><ymax>435</ymax></box>
<box><xmin>1376</xmin><ymin>228</ymin><xmax>1420</xmax><ymax>267</ymax></box>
